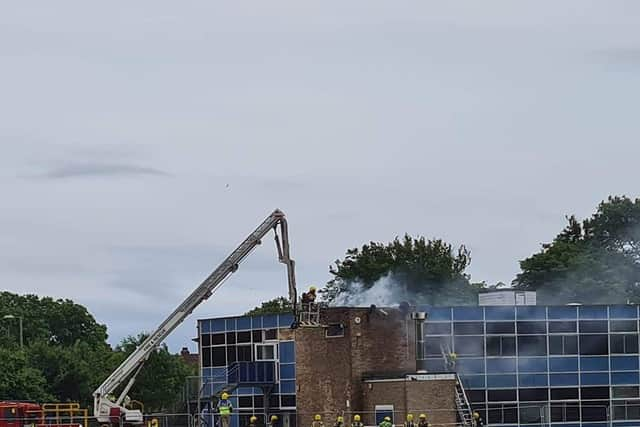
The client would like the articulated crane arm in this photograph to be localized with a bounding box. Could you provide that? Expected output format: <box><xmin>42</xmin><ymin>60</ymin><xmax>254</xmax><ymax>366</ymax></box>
<box><xmin>93</xmin><ymin>209</ymin><xmax>297</xmax><ymax>424</ymax></box>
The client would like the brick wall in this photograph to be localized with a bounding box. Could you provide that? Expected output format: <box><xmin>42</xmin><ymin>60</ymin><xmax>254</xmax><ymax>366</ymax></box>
<box><xmin>295</xmin><ymin>307</ymin><xmax>416</xmax><ymax>426</ymax></box>
<box><xmin>362</xmin><ymin>378</ymin><xmax>457</xmax><ymax>427</ymax></box>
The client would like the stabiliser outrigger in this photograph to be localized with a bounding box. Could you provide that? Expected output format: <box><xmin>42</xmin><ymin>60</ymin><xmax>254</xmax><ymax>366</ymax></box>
<box><xmin>93</xmin><ymin>209</ymin><xmax>298</xmax><ymax>425</ymax></box>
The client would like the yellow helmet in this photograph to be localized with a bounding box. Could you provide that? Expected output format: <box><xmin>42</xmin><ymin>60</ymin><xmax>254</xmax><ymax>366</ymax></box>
<box><xmin>337</xmin><ymin>417</ymin><xmax>343</xmax><ymax>422</ymax></box>
<box><xmin>407</xmin><ymin>414</ymin><xmax>413</xmax><ymax>421</ymax></box>
<box><xmin>271</xmin><ymin>415</ymin><xmax>278</xmax><ymax>422</ymax></box>
<box><xmin>250</xmin><ymin>417</ymin><xmax>257</xmax><ymax>423</ymax></box>
<box><xmin>419</xmin><ymin>414</ymin><xmax>426</xmax><ymax>419</ymax></box>
<box><xmin>221</xmin><ymin>392</ymin><xmax>229</xmax><ymax>399</ymax></box>
<box><xmin>309</xmin><ymin>286</ymin><xmax>317</xmax><ymax>292</ymax></box>
<box><xmin>353</xmin><ymin>415</ymin><xmax>361</xmax><ymax>422</ymax></box>
<box><xmin>315</xmin><ymin>415</ymin><xmax>322</xmax><ymax>421</ymax></box>
<box><xmin>473</xmin><ymin>412</ymin><xmax>480</xmax><ymax>419</ymax></box>
<box><xmin>384</xmin><ymin>417</ymin><xmax>391</xmax><ymax>422</ymax></box>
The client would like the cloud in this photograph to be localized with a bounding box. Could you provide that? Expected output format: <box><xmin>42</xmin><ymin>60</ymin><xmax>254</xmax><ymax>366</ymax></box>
<box><xmin>41</xmin><ymin>163</ymin><xmax>170</xmax><ymax>179</ymax></box>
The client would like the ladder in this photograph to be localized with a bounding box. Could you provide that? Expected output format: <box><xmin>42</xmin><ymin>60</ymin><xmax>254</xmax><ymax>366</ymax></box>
<box><xmin>296</xmin><ymin>303</ymin><xmax>323</xmax><ymax>327</ymax></box>
<box><xmin>454</xmin><ymin>374</ymin><xmax>474</xmax><ymax>427</ymax></box>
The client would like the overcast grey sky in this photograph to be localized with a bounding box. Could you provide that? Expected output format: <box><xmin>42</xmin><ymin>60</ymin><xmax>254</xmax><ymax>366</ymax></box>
<box><xmin>1</xmin><ymin>1</ymin><xmax>639</xmax><ymax>351</ymax></box>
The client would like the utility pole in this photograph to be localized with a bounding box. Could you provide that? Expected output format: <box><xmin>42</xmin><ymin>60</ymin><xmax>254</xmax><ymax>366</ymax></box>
<box><xmin>3</xmin><ymin>315</ymin><xmax>23</xmax><ymax>348</ymax></box>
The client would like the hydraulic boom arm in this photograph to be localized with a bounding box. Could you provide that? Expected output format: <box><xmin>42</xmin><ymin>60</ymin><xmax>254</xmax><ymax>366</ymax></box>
<box><xmin>93</xmin><ymin>209</ymin><xmax>297</xmax><ymax>423</ymax></box>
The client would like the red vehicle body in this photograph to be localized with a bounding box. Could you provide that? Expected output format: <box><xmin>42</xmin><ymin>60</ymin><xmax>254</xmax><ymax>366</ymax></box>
<box><xmin>0</xmin><ymin>402</ymin><xmax>87</xmax><ymax>427</ymax></box>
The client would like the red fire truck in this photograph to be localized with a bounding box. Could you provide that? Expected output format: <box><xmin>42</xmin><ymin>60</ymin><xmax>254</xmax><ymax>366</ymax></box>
<box><xmin>0</xmin><ymin>402</ymin><xmax>87</xmax><ymax>427</ymax></box>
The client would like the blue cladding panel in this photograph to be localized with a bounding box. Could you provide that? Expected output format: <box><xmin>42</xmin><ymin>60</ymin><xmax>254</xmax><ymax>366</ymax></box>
<box><xmin>280</xmin><ymin>380</ymin><xmax>296</xmax><ymax>394</ymax></box>
<box><xmin>550</xmin><ymin>373</ymin><xmax>579</xmax><ymax>386</ymax></box>
<box><xmin>487</xmin><ymin>358</ymin><xmax>516</xmax><ymax>373</ymax></box>
<box><xmin>611</xmin><ymin>356</ymin><xmax>639</xmax><ymax>371</ymax></box>
<box><xmin>251</xmin><ymin>316</ymin><xmax>263</xmax><ymax>329</ymax></box>
<box><xmin>461</xmin><ymin>375</ymin><xmax>486</xmax><ymax>388</ymax></box>
<box><xmin>610</xmin><ymin>305</ymin><xmax>638</xmax><ymax>319</ymax></box>
<box><xmin>280</xmin><ymin>363</ymin><xmax>295</xmax><ymax>379</ymax></box>
<box><xmin>519</xmin><ymin>374</ymin><xmax>548</xmax><ymax>387</ymax></box>
<box><xmin>427</xmin><ymin>307</ymin><xmax>452</xmax><ymax>321</ymax></box>
<box><xmin>279</xmin><ymin>341</ymin><xmax>295</xmax><ymax>363</ymax></box>
<box><xmin>581</xmin><ymin>372</ymin><xmax>610</xmax><ymax>385</ymax></box>
<box><xmin>226</xmin><ymin>318</ymin><xmax>236</xmax><ymax>331</ymax></box>
<box><xmin>550</xmin><ymin>357</ymin><xmax>578</xmax><ymax>372</ymax></box>
<box><xmin>516</xmin><ymin>306</ymin><xmax>546</xmax><ymax>320</ymax></box>
<box><xmin>453</xmin><ymin>307</ymin><xmax>483</xmax><ymax>321</ymax></box>
<box><xmin>581</xmin><ymin>357</ymin><xmax>609</xmax><ymax>371</ymax></box>
<box><xmin>487</xmin><ymin>374</ymin><xmax>517</xmax><ymax>388</ymax></box>
<box><xmin>485</xmin><ymin>307</ymin><xmax>515</xmax><ymax>321</ymax></box>
<box><xmin>279</xmin><ymin>313</ymin><xmax>294</xmax><ymax>327</ymax></box>
<box><xmin>518</xmin><ymin>358</ymin><xmax>548</xmax><ymax>373</ymax></box>
<box><xmin>457</xmin><ymin>358</ymin><xmax>485</xmax><ymax>374</ymax></box>
<box><xmin>263</xmin><ymin>315</ymin><xmax>277</xmax><ymax>328</ymax></box>
<box><xmin>580</xmin><ymin>306</ymin><xmax>608</xmax><ymax>319</ymax></box>
<box><xmin>548</xmin><ymin>306</ymin><xmax>577</xmax><ymax>319</ymax></box>
<box><xmin>612</xmin><ymin>372</ymin><xmax>640</xmax><ymax>385</ymax></box>
<box><xmin>212</xmin><ymin>319</ymin><xmax>226</xmax><ymax>332</ymax></box>
<box><xmin>236</xmin><ymin>317</ymin><xmax>252</xmax><ymax>330</ymax></box>
<box><xmin>201</xmin><ymin>320</ymin><xmax>211</xmax><ymax>333</ymax></box>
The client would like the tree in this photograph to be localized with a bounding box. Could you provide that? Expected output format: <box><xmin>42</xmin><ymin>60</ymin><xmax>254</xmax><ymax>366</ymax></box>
<box><xmin>0</xmin><ymin>348</ymin><xmax>52</xmax><ymax>402</ymax></box>
<box><xmin>114</xmin><ymin>334</ymin><xmax>197</xmax><ymax>413</ymax></box>
<box><xmin>244</xmin><ymin>297</ymin><xmax>293</xmax><ymax>316</ymax></box>
<box><xmin>514</xmin><ymin>196</ymin><xmax>640</xmax><ymax>304</ymax></box>
<box><xmin>323</xmin><ymin>234</ymin><xmax>480</xmax><ymax>305</ymax></box>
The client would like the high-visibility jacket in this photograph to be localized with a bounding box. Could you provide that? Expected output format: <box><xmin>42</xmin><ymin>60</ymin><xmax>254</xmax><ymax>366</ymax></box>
<box><xmin>379</xmin><ymin>421</ymin><xmax>392</xmax><ymax>427</ymax></box>
<box><xmin>404</xmin><ymin>422</ymin><xmax>416</xmax><ymax>427</ymax></box>
<box><xmin>417</xmin><ymin>421</ymin><xmax>429</xmax><ymax>427</ymax></box>
<box><xmin>217</xmin><ymin>399</ymin><xmax>233</xmax><ymax>415</ymax></box>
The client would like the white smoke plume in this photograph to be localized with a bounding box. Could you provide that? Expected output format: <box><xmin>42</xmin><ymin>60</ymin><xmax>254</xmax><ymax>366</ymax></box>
<box><xmin>331</xmin><ymin>275</ymin><xmax>404</xmax><ymax>307</ymax></box>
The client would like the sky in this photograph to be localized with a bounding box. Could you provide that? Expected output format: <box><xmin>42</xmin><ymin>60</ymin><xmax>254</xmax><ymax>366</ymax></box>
<box><xmin>1</xmin><ymin>1</ymin><xmax>639</xmax><ymax>352</ymax></box>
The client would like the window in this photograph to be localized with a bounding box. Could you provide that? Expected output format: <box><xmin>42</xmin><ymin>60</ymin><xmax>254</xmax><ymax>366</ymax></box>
<box><xmin>581</xmin><ymin>400</ymin><xmax>609</xmax><ymax>422</ymax></box>
<box><xmin>611</xmin><ymin>334</ymin><xmax>639</xmax><ymax>354</ymax></box>
<box><xmin>253</xmin><ymin>396</ymin><xmax>264</xmax><ymax>408</ymax></box>
<box><xmin>613</xmin><ymin>386</ymin><xmax>640</xmax><ymax>399</ymax></box>
<box><xmin>614</xmin><ymin>399</ymin><xmax>640</xmax><ymax>420</ymax></box>
<box><xmin>551</xmin><ymin>403</ymin><xmax>580</xmax><ymax>422</ymax></box>
<box><xmin>517</xmin><ymin>336</ymin><xmax>547</xmax><ymax>356</ymax></box>
<box><xmin>457</xmin><ymin>358</ymin><xmax>485</xmax><ymax>374</ymax></box>
<box><xmin>202</xmin><ymin>348</ymin><xmax>212</xmax><ymax>367</ymax></box>
<box><xmin>486</xmin><ymin>374</ymin><xmax>517</xmax><ymax>388</ymax></box>
<box><xmin>549</xmin><ymin>357</ymin><xmax>578</xmax><ymax>372</ymax></box>
<box><xmin>549</xmin><ymin>335</ymin><xmax>578</xmax><ymax>355</ymax></box>
<box><xmin>611</xmin><ymin>320</ymin><xmax>638</xmax><ymax>332</ymax></box>
<box><xmin>518</xmin><ymin>357</ymin><xmax>547</xmax><ymax>373</ymax></box>
<box><xmin>255</xmin><ymin>344</ymin><xmax>277</xmax><ymax>361</ymax></box>
<box><xmin>487</xmin><ymin>358</ymin><xmax>516</xmax><ymax>373</ymax></box>
<box><xmin>454</xmin><ymin>322</ymin><xmax>484</xmax><ymax>335</ymax></box>
<box><xmin>425</xmin><ymin>322</ymin><xmax>451</xmax><ymax>335</ymax></box>
<box><xmin>425</xmin><ymin>336</ymin><xmax>451</xmax><ymax>356</ymax></box>
<box><xmin>374</xmin><ymin>405</ymin><xmax>394</xmax><ymax>425</ymax></box>
<box><xmin>519</xmin><ymin>404</ymin><xmax>543</xmax><ymax>424</ymax></box>
<box><xmin>326</xmin><ymin>323</ymin><xmax>345</xmax><ymax>338</ymax></box>
<box><xmin>488</xmin><ymin>389</ymin><xmax>516</xmax><ymax>402</ymax></box>
<box><xmin>252</xmin><ymin>330</ymin><xmax>262</xmax><ymax>343</ymax></box>
<box><xmin>550</xmin><ymin>374</ymin><xmax>579</xmax><ymax>386</ymax></box>
<box><xmin>486</xmin><ymin>336</ymin><xmax>515</xmax><ymax>356</ymax></box>
<box><xmin>581</xmin><ymin>372</ymin><xmax>609</xmax><ymax>385</ymax></box>
<box><xmin>237</xmin><ymin>345</ymin><xmax>252</xmax><ymax>362</ymax></box>
<box><xmin>580</xmin><ymin>356</ymin><xmax>609</xmax><ymax>371</ymax></box>
<box><xmin>226</xmin><ymin>332</ymin><xmax>236</xmax><ymax>344</ymax></box>
<box><xmin>549</xmin><ymin>321</ymin><xmax>576</xmax><ymax>333</ymax></box>
<box><xmin>486</xmin><ymin>322</ymin><xmax>515</xmax><ymax>334</ymax></box>
<box><xmin>581</xmin><ymin>386</ymin><xmax>609</xmax><ymax>400</ymax></box>
<box><xmin>551</xmin><ymin>387</ymin><xmax>579</xmax><ymax>400</ymax></box>
<box><xmin>264</xmin><ymin>329</ymin><xmax>278</xmax><ymax>341</ymax></box>
<box><xmin>468</xmin><ymin>390</ymin><xmax>486</xmax><ymax>403</ymax></box>
<box><xmin>281</xmin><ymin>395</ymin><xmax>296</xmax><ymax>408</ymax></box>
<box><xmin>212</xmin><ymin>347</ymin><xmax>226</xmax><ymax>366</ymax></box>
<box><xmin>612</xmin><ymin>356</ymin><xmax>640</xmax><ymax>371</ymax></box>
<box><xmin>238</xmin><ymin>396</ymin><xmax>252</xmax><ymax>408</ymax></box>
<box><xmin>227</xmin><ymin>346</ymin><xmax>237</xmax><ymax>364</ymax></box>
<box><xmin>517</xmin><ymin>321</ymin><xmax>546</xmax><ymax>334</ymax></box>
<box><xmin>579</xmin><ymin>335</ymin><xmax>609</xmax><ymax>355</ymax></box>
<box><xmin>237</xmin><ymin>331</ymin><xmax>251</xmax><ymax>343</ymax></box>
<box><xmin>454</xmin><ymin>336</ymin><xmax>484</xmax><ymax>356</ymax></box>
<box><xmin>211</xmin><ymin>333</ymin><xmax>226</xmax><ymax>345</ymax></box>
<box><xmin>487</xmin><ymin>404</ymin><xmax>518</xmax><ymax>424</ymax></box>
<box><xmin>201</xmin><ymin>333</ymin><xmax>211</xmax><ymax>347</ymax></box>
<box><xmin>580</xmin><ymin>320</ymin><xmax>608</xmax><ymax>333</ymax></box>
<box><xmin>519</xmin><ymin>388</ymin><xmax>548</xmax><ymax>401</ymax></box>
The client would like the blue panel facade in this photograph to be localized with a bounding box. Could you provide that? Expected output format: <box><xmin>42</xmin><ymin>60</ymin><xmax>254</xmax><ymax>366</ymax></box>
<box><xmin>199</xmin><ymin>305</ymin><xmax>640</xmax><ymax>426</ymax></box>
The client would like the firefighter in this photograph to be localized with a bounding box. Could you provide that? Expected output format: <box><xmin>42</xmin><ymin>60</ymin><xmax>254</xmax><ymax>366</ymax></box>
<box><xmin>270</xmin><ymin>415</ymin><xmax>279</xmax><ymax>427</ymax></box>
<box><xmin>216</xmin><ymin>392</ymin><xmax>233</xmax><ymax>427</ymax></box>
<box><xmin>351</xmin><ymin>415</ymin><xmax>363</xmax><ymax>427</ymax></box>
<box><xmin>379</xmin><ymin>416</ymin><xmax>393</xmax><ymax>427</ymax></box>
<box><xmin>312</xmin><ymin>414</ymin><xmax>324</xmax><ymax>427</ymax></box>
<box><xmin>473</xmin><ymin>412</ymin><xmax>484</xmax><ymax>427</ymax></box>
<box><xmin>417</xmin><ymin>414</ymin><xmax>429</xmax><ymax>427</ymax></box>
<box><xmin>446</xmin><ymin>352</ymin><xmax>457</xmax><ymax>371</ymax></box>
<box><xmin>248</xmin><ymin>416</ymin><xmax>258</xmax><ymax>427</ymax></box>
<box><xmin>334</xmin><ymin>416</ymin><xmax>344</xmax><ymax>427</ymax></box>
<box><xmin>404</xmin><ymin>414</ymin><xmax>415</xmax><ymax>427</ymax></box>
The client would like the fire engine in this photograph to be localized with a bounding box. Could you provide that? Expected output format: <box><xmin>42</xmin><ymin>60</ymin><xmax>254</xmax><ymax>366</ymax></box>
<box><xmin>0</xmin><ymin>402</ymin><xmax>87</xmax><ymax>427</ymax></box>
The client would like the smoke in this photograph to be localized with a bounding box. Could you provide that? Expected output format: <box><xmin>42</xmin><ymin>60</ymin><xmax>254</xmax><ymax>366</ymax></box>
<box><xmin>330</xmin><ymin>273</ymin><xmax>477</xmax><ymax>307</ymax></box>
